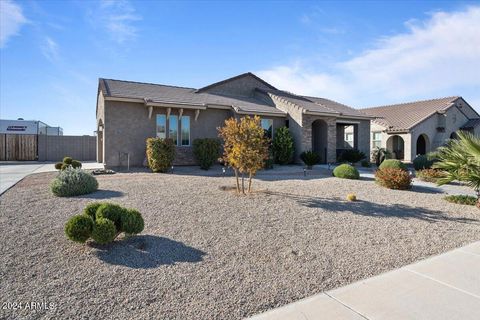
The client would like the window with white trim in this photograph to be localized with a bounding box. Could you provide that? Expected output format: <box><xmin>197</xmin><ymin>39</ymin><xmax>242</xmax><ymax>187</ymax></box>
<box><xmin>181</xmin><ymin>116</ymin><xmax>190</xmax><ymax>146</ymax></box>
<box><xmin>169</xmin><ymin>115</ymin><xmax>178</xmax><ymax>145</ymax></box>
<box><xmin>372</xmin><ymin>132</ymin><xmax>382</xmax><ymax>149</ymax></box>
<box><xmin>261</xmin><ymin>118</ymin><xmax>273</xmax><ymax>139</ymax></box>
<box><xmin>156</xmin><ymin>114</ymin><xmax>166</xmax><ymax>139</ymax></box>
<box><xmin>344</xmin><ymin>132</ymin><xmax>354</xmax><ymax>148</ymax></box>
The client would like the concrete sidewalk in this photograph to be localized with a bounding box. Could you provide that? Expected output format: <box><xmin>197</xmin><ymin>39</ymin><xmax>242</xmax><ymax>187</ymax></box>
<box><xmin>248</xmin><ymin>241</ymin><xmax>480</xmax><ymax>320</ymax></box>
<box><xmin>0</xmin><ymin>161</ymin><xmax>104</xmax><ymax>195</ymax></box>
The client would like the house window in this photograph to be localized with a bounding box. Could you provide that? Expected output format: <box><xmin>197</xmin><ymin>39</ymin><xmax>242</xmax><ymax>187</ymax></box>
<box><xmin>372</xmin><ymin>132</ymin><xmax>382</xmax><ymax>149</ymax></box>
<box><xmin>261</xmin><ymin>119</ymin><xmax>273</xmax><ymax>139</ymax></box>
<box><xmin>344</xmin><ymin>133</ymin><xmax>354</xmax><ymax>148</ymax></box>
<box><xmin>169</xmin><ymin>115</ymin><xmax>178</xmax><ymax>145</ymax></box>
<box><xmin>156</xmin><ymin>114</ymin><xmax>166</xmax><ymax>139</ymax></box>
<box><xmin>181</xmin><ymin>116</ymin><xmax>190</xmax><ymax>146</ymax></box>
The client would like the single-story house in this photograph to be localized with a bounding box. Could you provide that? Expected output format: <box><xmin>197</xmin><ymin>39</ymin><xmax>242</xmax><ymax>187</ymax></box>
<box><xmin>360</xmin><ymin>96</ymin><xmax>480</xmax><ymax>162</ymax></box>
<box><xmin>96</xmin><ymin>72</ymin><xmax>372</xmax><ymax>168</ymax></box>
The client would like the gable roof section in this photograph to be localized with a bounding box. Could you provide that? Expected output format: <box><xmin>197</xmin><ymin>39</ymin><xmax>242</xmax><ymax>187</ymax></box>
<box><xmin>100</xmin><ymin>78</ymin><xmax>286</xmax><ymax>116</ymax></box>
<box><xmin>362</xmin><ymin>96</ymin><xmax>460</xmax><ymax>132</ymax></box>
<box><xmin>195</xmin><ymin>72</ymin><xmax>277</xmax><ymax>93</ymax></box>
<box><xmin>256</xmin><ymin>88</ymin><xmax>371</xmax><ymax>119</ymax></box>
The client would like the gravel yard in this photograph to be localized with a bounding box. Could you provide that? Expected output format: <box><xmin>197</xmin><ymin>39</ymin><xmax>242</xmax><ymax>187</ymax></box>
<box><xmin>1</xmin><ymin>166</ymin><xmax>479</xmax><ymax>319</ymax></box>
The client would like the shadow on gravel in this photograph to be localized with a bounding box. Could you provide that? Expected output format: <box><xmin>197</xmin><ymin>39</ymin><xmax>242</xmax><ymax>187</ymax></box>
<box><xmin>93</xmin><ymin>235</ymin><xmax>206</xmax><ymax>269</ymax></box>
<box><xmin>78</xmin><ymin>190</ymin><xmax>124</xmax><ymax>199</ymax></box>
<box><xmin>263</xmin><ymin>191</ymin><xmax>479</xmax><ymax>224</ymax></box>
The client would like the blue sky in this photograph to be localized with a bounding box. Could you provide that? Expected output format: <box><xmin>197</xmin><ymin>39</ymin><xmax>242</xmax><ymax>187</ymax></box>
<box><xmin>1</xmin><ymin>0</ymin><xmax>479</xmax><ymax>135</ymax></box>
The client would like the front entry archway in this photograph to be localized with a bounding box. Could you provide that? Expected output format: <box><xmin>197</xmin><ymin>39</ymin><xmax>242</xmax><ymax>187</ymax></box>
<box><xmin>416</xmin><ymin>134</ymin><xmax>429</xmax><ymax>155</ymax></box>
<box><xmin>386</xmin><ymin>135</ymin><xmax>405</xmax><ymax>160</ymax></box>
<box><xmin>312</xmin><ymin>119</ymin><xmax>328</xmax><ymax>164</ymax></box>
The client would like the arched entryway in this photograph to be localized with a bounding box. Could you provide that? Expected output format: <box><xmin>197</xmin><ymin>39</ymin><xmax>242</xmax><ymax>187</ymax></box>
<box><xmin>97</xmin><ymin>119</ymin><xmax>104</xmax><ymax>163</ymax></box>
<box><xmin>416</xmin><ymin>134</ymin><xmax>429</xmax><ymax>155</ymax></box>
<box><xmin>312</xmin><ymin>119</ymin><xmax>328</xmax><ymax>164</ymax></box>
<box><xmin>386</xmin><ymin>135</ymin><xmax>405</xmax><ymax>160</ymax></box>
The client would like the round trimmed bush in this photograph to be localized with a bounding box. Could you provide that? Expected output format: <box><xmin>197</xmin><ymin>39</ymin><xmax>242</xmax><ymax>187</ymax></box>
<box><xmin>378</xmin><ymin>159</ymin><xmax>407</xmax><ymax>171</ymax></box>
<box><xmin>96</xmin><ymin>203</ymin><xmax>125</xmax><ymax>231</ymax></box>
<box><xmin>333</xmin><ymin>164</ymin><xmax>360</xmax><ymax>179</ymax></box>
<box><xmin>71</xmin><ymin>160</ymin><xmax>82</xmax><ymax>169</ymax></box>
<box><xmin>91</xmin><ymin>218</ymin><xmax>117</xmax><ymax>244</ymax></box>
<box><xmin>55</xmin><ymin>162</ymin><xmax>63</xmax><ymax>170</ymax></box>
<box><xmin>375</xmin><ymin>168</ymin><xmax>412</xmax><ymax>190</ymax></box>
<box><xmin>413</xmin><ymin>154</ymin><xmax>434</xmax><ymax>170</ymax></box>
<box><xmin>65</xmin><ymin>215</ymin><xmax>94</xmax><ymax>243</ymax></box>
<box><xmin>121</xmin><ymin>209</ymin><xmax>145</xmax><ymax>234</ymax></box>
<box><xmin>83</xmin><ymin>202</ymin><xmax>103</xmax><ymax>220</ymax></box>
<box><xmin>63</xmin><ymin>157</ymin><xmax>73</xmax><ymax>165</ymax></box>
<box><xmin>61</xmin><ymin>163</ymin><xmax>70</xmax><ymax>170</ymax></box>
<box><xmin>50</xmin><ymin>167</ymin><xmax>98</xmax><ymax>197</ymax></box>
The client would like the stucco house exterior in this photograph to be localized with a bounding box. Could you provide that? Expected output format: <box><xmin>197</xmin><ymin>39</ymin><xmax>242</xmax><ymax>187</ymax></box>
<box><xmin>360</xmin><ymin>97</ymin><xmax>480</xmax><ymax>162</ymax></box>
<box><xmin>96</xmin><ymin>72</ymin><xmax>372</xmax><ymax>168</ymax></box>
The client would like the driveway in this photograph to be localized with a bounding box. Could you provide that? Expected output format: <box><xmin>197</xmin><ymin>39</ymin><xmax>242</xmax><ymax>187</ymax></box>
<box><xmin>0</xmin><ymin>161</ymin><xmax>104</xmax><ymax>195</ymax></box>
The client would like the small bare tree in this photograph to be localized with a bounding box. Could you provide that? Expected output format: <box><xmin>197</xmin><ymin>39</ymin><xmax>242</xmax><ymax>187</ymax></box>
<box><xmin>218</xmin><ymin>116</ymin><xmax>269</xmax><ymax>194</ymax></box>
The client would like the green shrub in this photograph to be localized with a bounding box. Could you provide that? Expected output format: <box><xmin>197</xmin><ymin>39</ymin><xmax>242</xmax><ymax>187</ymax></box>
<box><xmin>300</xmin><ymin>151</ymin><xmax>320</xmax><ymax>167</ymax></box>
<box><xmin>55</xmin><ymin>162</ymin><xmax>63</xmax><ymax>170</ymax></box>
<box><xmin>444</xmin><ymin>195</ymin><xmax>477</xmax><ymax>206</ymax></box>
<box><xmin>272</xmin><ymin>127</ymin><xmax>294</xmax><ymax>165</ymax></box>
<box><xmin>63</xmin><ymin>157</ymin><xmax>73</xmax><ymax>165</ymax></box>
<box><xmin>83</xmin><ymin>202</ymin><xmax>103</xmax><ymax>220</ymax></box>
<box><xmin>91</xmin><ymin>218</ymin><xmax>117</xmax><ymax>244</ymax></box>
<box><xmin>66</xmin><ymin>202</ymin><xmax>145</xmax><ymax>245</ymax></box>
<box><xmin>337</xmin><ymin>149</ymin><xmax>366</xmax><ymax>163</ymax></box>
<box><xmin>50</xmin><ymin>167</ymin><xmax>98</xmax><ymax>197</ymax></box>
<box><xmin>71</xmin><ymin>160</ymin><xmax>82</xmax><ymax>169</ymax></box>
<box><xmin>416</xmin><ymin>169</ymin><xmax>446</xmax><ymax>183</ymax></box>
<box><xmin>121</xmin><ymin>209</ymin><xmax>145</xmax><ymax>234</ymax></box>
<box><xmin>64</xmin><ymin>215</ymin><xmax>94</xmax><ymax>243</ymax></box>
<box><xmin>96</xmin><ymin>203</ymin><xmax>125</xmax><ymax>231</ymax></box>
<box><xmin>413</xmin><ymin>154</ymin><xmax>435</xmax><ymax>170</ymax></box>
<box><xmin>333</xmin><ymin>164</ymin><xmax>360</xmax><ymax>179</ymax></box>
<box><xmin>361</xmin><ymin>160</ymin><xmax>371</xmax><ymax>168</ymax></box>
<box><xmin>61</xmin><ymin>163</ymin><xmax>69</xmax><ymax>170</ymax></box>
<box><xmin>192</xmin><ymin>138</ymin><xmax>221</xmax><ymax>170</ymax></box>
<box><xmin>146</xmin><ymin>138</ymin><xmax>176</xmax><ymax>173</ymax></box>
<box><xmin>375</xmin><ymin>168</ymin><xmax>412</xmax><ymax>190</ymax></box>
<box><xmin>379</xmin><ymin>159</ymin><xmax>407</xmax><ymax>171</ymax></box>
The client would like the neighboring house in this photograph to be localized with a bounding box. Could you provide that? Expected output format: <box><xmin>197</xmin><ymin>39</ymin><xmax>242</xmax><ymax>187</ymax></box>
<box><xmin>96</xmin><ymin>72</ymin><xmax>372</xmax><ymax>168</ymax></box>
<box><xmin>360</xmin><ymin>97</ymin><xmax>480</xmax><ymax>162</ymax></box>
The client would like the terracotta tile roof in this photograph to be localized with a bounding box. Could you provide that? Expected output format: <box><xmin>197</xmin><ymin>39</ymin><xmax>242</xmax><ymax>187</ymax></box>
<box><xmin>256</xmin><ymin>88</ymin><xmax>371</xmax><ymax>118</ymax></box>
<box><xmin>362</xmin><ymin>96</ymin><xmax>460</xmax><ymax>131</ymax></box>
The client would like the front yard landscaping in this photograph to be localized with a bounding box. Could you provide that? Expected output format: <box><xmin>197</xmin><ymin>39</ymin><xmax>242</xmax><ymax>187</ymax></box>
<box><xmin>1</xmin><ymin>167</ymin><xmax>479</xmax><ymax>319</ymax></box>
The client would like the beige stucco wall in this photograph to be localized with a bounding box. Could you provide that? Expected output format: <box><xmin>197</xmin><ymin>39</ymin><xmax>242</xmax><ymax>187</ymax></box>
<box><xmin>96</xmin><ymin>91</ymin><xmax>105</xmax><ymax>163</ymax></box>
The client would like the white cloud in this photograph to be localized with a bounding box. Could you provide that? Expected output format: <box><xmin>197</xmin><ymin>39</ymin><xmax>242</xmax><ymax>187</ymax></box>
<box><xmin>41</xmin><ymin>36</ymin><xmax>59</xmax><ymax>62</ymax></box>
<box><xmin>98</xmin><ymin>0</ymin><xmax>142</xmax><ymax>44</ymax></box>
<box><xmin>0</xmin><ymin>0</ymin><xmax>28</xmax><ymax>48</ymax></box>
<box><xmin>258</xmin><ymin>6</ymin><xmax>480</xmax><ymax>109</ymax></box>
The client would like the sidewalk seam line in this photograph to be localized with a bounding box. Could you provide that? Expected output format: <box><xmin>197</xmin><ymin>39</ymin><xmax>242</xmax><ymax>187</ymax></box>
<box><xmin>324</xmin><ymin>292</ymin><xmax>370</xmax><ymax>320</ymax></box>
<box><xmin>404</xmin><ymin>268</ymin><xmax>480</xmax><ymax>300</ymax></box>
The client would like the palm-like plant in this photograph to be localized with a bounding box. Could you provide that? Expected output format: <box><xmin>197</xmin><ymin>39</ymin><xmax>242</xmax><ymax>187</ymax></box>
<box><xmin>433</xmin><ymin>131</ymin><xmax>480</xmax><ymax>208</ymax></box>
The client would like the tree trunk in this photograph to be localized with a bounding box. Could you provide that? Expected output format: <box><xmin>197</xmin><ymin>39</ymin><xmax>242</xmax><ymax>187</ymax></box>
<box><xmin>248</xmin><ymin>172</ymin><xmax>253</xmax><ymax>193</ymax></box>
<box><xmin>234</xmin><ymin>169</ymin><xmax>240</xmax><ymax>193</ymax></box>
<box><xmin>241</xmin><ymin>172</ymin><xmax>245</xmax><ymax>194</ymax></box>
